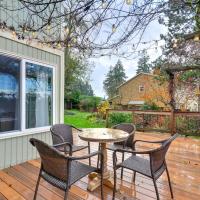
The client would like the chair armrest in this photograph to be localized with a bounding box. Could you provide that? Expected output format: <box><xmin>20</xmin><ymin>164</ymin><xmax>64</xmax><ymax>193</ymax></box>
<box><xmin>133</xmin><ymin>139</ymin><xmax>167</xmax><ymax>145</ymax></box>
<box><xmin>69</xmin><ymin>124</ymin><xmax>82</xmax><ymax>132</ymax></box>
<box><xmin>69</xmin><ymin>151</ymin><xmax>103</xmax><ymax>161</ymax></box>
<box><xmin>113</xmin><ymin>148</ymin><xmax>152</xmax><ymax>168</ymax></box>
<box><xmin>124</xmin><ymin>132</ymin><xmax>134</xmax><ymax>146</ymax></box>
<box><xmin>114</xmin><ymin>148</ymin><xmax>153</xmax><ymax>155</ymax></box>
<box><xmin>51</xmin><ymin>132</ymin><xmax>65</xmax><ymax>143</ymax></box>
<box><xmin>53</xmin><ymin>142</ymin><xmax>72</xmax><ymax>155</ymax></box>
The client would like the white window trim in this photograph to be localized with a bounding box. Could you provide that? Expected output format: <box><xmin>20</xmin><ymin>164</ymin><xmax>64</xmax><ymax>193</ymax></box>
<box><xmin>22</xmin><ymin>59</ymin><xmax>56</xmax><ymax>130</ymax></box>
<box><xmin>0</xmin><ymin>55</ymin><xmax>56</xmax><ymax>138</ymax></box>
<box><xmin>139</xmin><ymin>85</ymin><xmax>145</xmax><ymax>92</ymax></box>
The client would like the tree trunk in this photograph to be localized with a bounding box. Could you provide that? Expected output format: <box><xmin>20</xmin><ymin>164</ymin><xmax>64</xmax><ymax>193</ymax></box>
<box><xmin>168</xmin><ymin>72</ymin><xmax>176</xmax><ymax>135</ymax></box>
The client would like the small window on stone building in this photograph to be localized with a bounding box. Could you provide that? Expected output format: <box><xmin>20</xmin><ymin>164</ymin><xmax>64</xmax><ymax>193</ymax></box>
<box><xmin>139</xmin><ymin>85</ymin><xmax>145</xmax><ymax>92</ymax></box>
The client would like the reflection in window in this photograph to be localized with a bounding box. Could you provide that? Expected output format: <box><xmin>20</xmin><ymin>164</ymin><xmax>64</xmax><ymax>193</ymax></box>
<box><xmin>0</xmin><ymin>55</ymin><xmax>21</xmax><ymax>132</ymax></box>
<box><xmin>26</xmin><ymin>62</ymin><xmax>53</xmax><ymax>128</ymax></box>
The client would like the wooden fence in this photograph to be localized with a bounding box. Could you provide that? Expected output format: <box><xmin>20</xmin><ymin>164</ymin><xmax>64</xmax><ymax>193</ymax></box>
<box><xmin>106</xmin><ymin>109</ymin><xmax>200</xmax><ymax>136</ymax></box>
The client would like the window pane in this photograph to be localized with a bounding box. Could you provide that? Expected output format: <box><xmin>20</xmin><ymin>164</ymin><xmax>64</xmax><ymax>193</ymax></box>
<box><xmin>26</xmin><ymin>62</ymin><xmax>53</xmax><ymax>128</ymax></box>
<box><xmin>0</xmin><ymin>54</ymin><xmax>21</xmax><ymax>132</ymax></box>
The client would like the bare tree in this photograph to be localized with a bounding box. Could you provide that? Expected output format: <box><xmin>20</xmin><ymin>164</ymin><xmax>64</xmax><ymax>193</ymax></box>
<box><xmin>0</xmin><ymin>0</ymin><xmax>200</xmax><ymax>57</ymax></box>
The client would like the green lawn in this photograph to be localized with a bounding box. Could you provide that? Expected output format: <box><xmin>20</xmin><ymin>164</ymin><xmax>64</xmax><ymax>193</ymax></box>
<box><xmin>64</xmin><ymin>110</ymin><xmax>105</xmax><ymax>128</ymax></box>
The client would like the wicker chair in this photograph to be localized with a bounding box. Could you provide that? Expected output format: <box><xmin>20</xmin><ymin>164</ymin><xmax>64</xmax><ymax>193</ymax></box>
<box><xmin>30</xmin><ymin>138</ymin><xmax>104</xmax><ymax>200</ymax></box>
<box><xmin>112</xmin><ymin>133</ymin><xmax>178</xmax><ymax>200</ymax></box>
<box><xmin>50</xmin><ymin>124</ymin><xmax>91</xmax><ymax>165</ymax></box>
<box><xmin>97</xmin><ymin>123</ymin><xmax>136</xmax><ymax>179</ymax></box>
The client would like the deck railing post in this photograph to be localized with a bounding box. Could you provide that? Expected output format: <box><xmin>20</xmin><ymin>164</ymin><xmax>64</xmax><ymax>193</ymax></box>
<box><xmin>170</xmin><ymin>110</ymin><xmax>176</xmax><ymax>135</ymax></box>
<box><xmin>105</xmin><ymin>109</ymin><xmax>109</xmax><ymax>128</ymax></box>
<box><xmin>168</xmin><ymin>72</ymin><xmax>176</xmax><ymax>135</ymax></box>
<box><xmin>132</xmin><ymin>111</ymin><xmax>135</xmax><ymax>125</ymax></box>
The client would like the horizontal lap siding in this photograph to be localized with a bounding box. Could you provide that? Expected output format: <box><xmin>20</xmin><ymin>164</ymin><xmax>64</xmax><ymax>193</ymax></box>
<box><xmin>0</xmin><ymin>36</ymin><xmax>62</xmax><ymax>169</ymax></box>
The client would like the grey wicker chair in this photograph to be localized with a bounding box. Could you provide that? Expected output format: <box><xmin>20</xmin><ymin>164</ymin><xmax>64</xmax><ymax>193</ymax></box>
<box><xmin>112</xmin><ymin>133</ymin><xmax>178</xmax><ymax>200</ymax></box>
<box><xmin>30</xmin><ymin>138</ymin><xmax>104</xmax><ymax>200</ymax></box>
<box><xmin>97</xmin><ymin>123</ymin><xmax>136</xmax><ymax>179</ymax></box>
<box><xmin>50</xmin><ymin>124</ymin><xmax>91</xmax><ymax>165</ymax></box>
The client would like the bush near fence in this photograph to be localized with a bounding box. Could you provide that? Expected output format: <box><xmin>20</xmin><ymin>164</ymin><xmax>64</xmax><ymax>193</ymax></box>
<box><xmin>176</xmin><ymin>116</ymin><xmax>200</xmax><ymax>136</ymax></box>
<box><xmin>108</xmin><ymin>112</ymin><xmax>132</xmax><ymax>127</ymax></box>
<box><xmin>106</xmin><ymin>110</ymin><xmax>200</xmax><ymax>137</ymax></box>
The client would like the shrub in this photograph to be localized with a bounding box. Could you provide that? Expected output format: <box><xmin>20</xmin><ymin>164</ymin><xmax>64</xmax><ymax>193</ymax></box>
<box><xmin>141</xmin><ymin>102</ymin><xmax>161</xmax><ymax>111</ymax></box>
<box><xmin>79</xmin><ymin>95</ymin><xmax>102</xmax><ymax>112</ymax></box>
<box><xmin>176</xmin><ymin>116</ymin><xmax>200</xmax><ymax>136</ymax></box>
<box><xmin>97</xmin><ymin>101</ymin><xmax>110</xmax><ymax>119</ymax></box>
<box><xmin>108</xmin><ymin>112</ymin><xmax>132</xmax><ymax>127</ymax></box>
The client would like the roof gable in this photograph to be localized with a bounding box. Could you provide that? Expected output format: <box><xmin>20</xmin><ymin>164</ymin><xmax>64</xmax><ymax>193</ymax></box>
<box><xmin>118</xmin><ymin>72</ymin><xmax>155</xmax><ymax>89</ymax></box>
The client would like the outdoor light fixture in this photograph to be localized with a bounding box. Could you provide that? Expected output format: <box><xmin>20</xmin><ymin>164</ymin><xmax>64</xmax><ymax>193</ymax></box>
<box><xmin>57</xmin><ymin>42</ymin><xmax>62</xmax><ymax>48</ymax></box>
<box><xmin>193</xmin><ymin>35</ymin><xmax>200</xmax><ymax>41</ymax></box>
<box><xmin>32</xmin><ymin>31</ymin><xmax>36</xmax><ymax>37</ymax></box>
<box><xmin>102</xmin><ymin>0</ymin><xmax>107</xmax><ymax>9</ymax></box>
<box><xmin>47</xmin><ymin>24</ymin><xmax>51</xmax><ymax>31</ymax></box>
<box><xmin>64</xmin><ymin>26</ymin><xmax>69</xmax><ymax>34</ymax></box>
<box><xmin>126</xmin><ymin>0</ymin><xmax>132</xmax><ymax>5</ymax></box>
<box><xmin>112</xmin><ymin>24</ymin><xmax>116</xmax><ymax>33</ymax></box>
<box><xmin>72</xmin><ymin>37</ymin><xmax>77</xmax><ymax>43</ymax></box>
<box><xmin>173</xmin><ymin>43</ymin><xmax>177</xmax><ymax>48</ymax></box>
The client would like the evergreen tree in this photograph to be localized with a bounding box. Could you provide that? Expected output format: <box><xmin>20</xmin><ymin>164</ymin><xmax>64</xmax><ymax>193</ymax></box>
<box><xmin>73</xmin><ymin>80</ymin><xmax>94</xmax><ymax>96</ymax></box>
<box><xmin>136</xmin><ymin>50</ymin><xmax>151</xmax><ymax>74</ymax></box>
<box><xmin>159</xmin><ymin>1</ymin><xmax>198</xmax><ymax>55</ymax></box>
<box><xmin>159</xmin><ymin>1</ymin><xmax>200</xmax><ymax>111</ymax></box>
<box><xmin>103</xmin><ymin>60</ymin><xmax>127</xmax><ymax>98</ymax></box>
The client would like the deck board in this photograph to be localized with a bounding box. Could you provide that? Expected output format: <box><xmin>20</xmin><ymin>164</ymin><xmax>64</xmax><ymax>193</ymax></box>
<box><xmin>0</xmin><ymin>131</ymin><xmax>200</xmax><ymax>200</ymax></box>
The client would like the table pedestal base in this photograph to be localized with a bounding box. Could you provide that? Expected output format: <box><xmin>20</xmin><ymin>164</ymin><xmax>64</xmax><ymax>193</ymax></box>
<box><xmin>87</xmin><ymin>172</ymin><xmax>119</xmax><ymax>192</ymax></box>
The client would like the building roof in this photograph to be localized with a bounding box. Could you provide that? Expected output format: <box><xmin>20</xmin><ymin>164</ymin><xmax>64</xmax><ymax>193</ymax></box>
<box><xmin>108</xmin><ymin>95</ymin><xmax>120</xmax><ymax>101</ymax></box>
<box><xmin>117</xmin><ymin>72</ymin><xmax>155</xmax><ymax>89</ymax></box>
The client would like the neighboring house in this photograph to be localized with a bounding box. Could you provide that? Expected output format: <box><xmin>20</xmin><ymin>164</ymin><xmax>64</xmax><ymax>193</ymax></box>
<box><xmin>109</xmin><ymin>72</ymin><xmax>200</xmax><ymax>111</ymax></box>
<box><xmin>109</xmin><ymin>73</ymin><xmax>169</xmax><ymax>110</ymax></box>
<box><xmin>0</xmin><ymin>3</ymin><xmax>64</xmax><ymax>169</ymax></box>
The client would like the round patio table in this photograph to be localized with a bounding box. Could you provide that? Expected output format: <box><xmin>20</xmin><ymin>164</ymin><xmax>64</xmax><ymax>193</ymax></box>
<box><xmin>79</xmin><ymin>128</ymin><xmax>129</xmax><ymax>191</ymax></box>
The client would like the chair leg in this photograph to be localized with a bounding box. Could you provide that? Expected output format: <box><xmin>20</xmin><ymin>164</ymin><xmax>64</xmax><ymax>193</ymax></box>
<box><xmin>88</xmin><ymin>142</ymin><xmax>91</xmax><ymax>166</ymax></box>
<box><xmin>64</xmin><ymin>188</ymin><xmax>69</xmax><ymax>200</ymax></box>
<box><xmin>153</xmin><ymin>178</ymin><xmax>160</xmax><ymax>200</ymax></box>
<box><xmin>120</xmin><ymin>152</ymin><xmax>125</xmax><ymax>179</ymax></box>
<box><xmin>33</xmin><ymin>174</ymin><xmax>41</xmax><ymax>200</ymax></box>
<box><xmin>112</xmin><ymin>167</ymin><xmax>117</xmax><ymax>200</ymax></box>
<box><xmin>132</xmin><ymin>171</ymin><xmax>136</xmax><ymax>183</ymax></box>
<box><xmin>97</xmin><ymin>143</ymin><xmax>101</xmax><ymax>169</ymax></box>
<box><xmin>100</xmin><ymin>170</ymin><xmax>104</xmax><ymax>200</ymax></box>
<box><xmin>166</xmin><ymin>167</ymin><xmax>174</xmax><ymax>199</ymax></box>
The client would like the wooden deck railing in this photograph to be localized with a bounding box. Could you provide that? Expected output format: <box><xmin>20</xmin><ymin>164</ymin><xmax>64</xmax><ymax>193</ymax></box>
<box><xmin>106</xmin><ymin>109</ymin><xmax>200</xmax><ymax>136</ymax></box>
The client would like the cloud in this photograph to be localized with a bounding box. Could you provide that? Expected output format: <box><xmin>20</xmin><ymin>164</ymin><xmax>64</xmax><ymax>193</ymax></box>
<box><xmin>90</xmin><ymin>60</ymin><xmax>109</xmax><ymax>97</ymax></box>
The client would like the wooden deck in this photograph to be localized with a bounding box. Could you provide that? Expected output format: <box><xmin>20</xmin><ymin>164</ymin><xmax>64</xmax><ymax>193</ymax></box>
<box><xmin>0</xmin><ymin>131</ymin><xmax>200</xmax><ymax>200</ymax></box>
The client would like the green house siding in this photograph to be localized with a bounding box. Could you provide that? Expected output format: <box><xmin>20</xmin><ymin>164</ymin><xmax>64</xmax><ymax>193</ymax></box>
<box><xmin>0</xmin><ymin>36</ymin><xmax>60</xmax><ymax>65</ymax></box>
<box><xmin>0</xmin><ymin>34</ymin><xmax>64</xmax><ymax>169</ymax></box>
<box><xmin>0</xmin><ymin>0</ymin><xmax>61</xmax><ymax>39</ymax></box>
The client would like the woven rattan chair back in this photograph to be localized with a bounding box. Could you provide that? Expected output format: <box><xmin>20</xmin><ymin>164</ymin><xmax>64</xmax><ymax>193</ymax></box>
<box><xmin>51</xmin><ymin>124</ymin><xmax>73</xmax><ymax>145</ymax></box>
<box><xmin>30</xmin><ymin>138</ymin><xmax>69</xmax><ymax>181</ymax></box>
<box><xmin>150</xmin><ymin>134</ymin><xmax>177</xmax><ymax>174</ymax></box>
<box><xmin>113</xmin><ymin>123</ymin><xmax>136</xmax><ymax>147</ymax></box>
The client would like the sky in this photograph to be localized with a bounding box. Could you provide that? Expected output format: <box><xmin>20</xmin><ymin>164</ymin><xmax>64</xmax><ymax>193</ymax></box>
<box><xmin>89</xmin><ymin>20</ymin><xmax>167</xmax><ymax>98</ymax></box>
